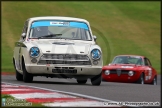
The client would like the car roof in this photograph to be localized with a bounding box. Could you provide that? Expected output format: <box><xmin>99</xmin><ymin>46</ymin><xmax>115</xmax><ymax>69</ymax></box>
<box><xmin>115</xmin><ymin>55</ymin><xmax>145</xmax><ymax>58</ymax></box>
<box><xmin>27</xmin><ymin>16</ymin><xmax>89</xmax><ymax>24</ymax></box>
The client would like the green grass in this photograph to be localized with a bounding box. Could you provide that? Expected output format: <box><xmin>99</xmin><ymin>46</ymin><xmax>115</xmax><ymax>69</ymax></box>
<box><xmin>1</xmin><ymin>94</ymin><xmax>46</xmax><ymax>107</ymax></box>
<box><xmin>1</xmin><ymin>1</ymin><xmax>160</xmax><ymax>73</ymax></box>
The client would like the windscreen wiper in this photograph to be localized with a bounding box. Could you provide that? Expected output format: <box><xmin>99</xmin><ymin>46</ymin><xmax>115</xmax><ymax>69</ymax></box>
<box><xmin>38</xmin><ymin>34</ymin><xmax>62</xmax><ymax>39</ymax></box>
<box><xmin>123</xmin><ymin>62</ymin><xmax>130</xmax><ymax>64</ymax></box>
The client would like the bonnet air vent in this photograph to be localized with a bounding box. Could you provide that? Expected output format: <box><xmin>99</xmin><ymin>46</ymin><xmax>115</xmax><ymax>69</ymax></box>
<box><xmin>52</xmin><ymin>42</ymin><xmax>74</xmax><ymax>45</ymax></box>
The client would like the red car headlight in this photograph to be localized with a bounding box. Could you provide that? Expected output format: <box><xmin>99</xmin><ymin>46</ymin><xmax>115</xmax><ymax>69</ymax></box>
<box><xmin>105</xmin><ymin>70</ymin><xmax>110</xmax><ymax>75</ymax></box>
<box><xmin>128</xmin><ymin>71</ymin><xmax>134</xmax><ymax>76</ymax></box>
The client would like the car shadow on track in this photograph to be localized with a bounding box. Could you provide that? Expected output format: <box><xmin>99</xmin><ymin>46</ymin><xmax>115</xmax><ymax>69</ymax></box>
<box><xmin>31</xmin><ymin>80</ymin><xmax>90</xmax><ymax>86</ymax></box>
<box><xmin>15</xmin><ymin>77</ymin><xmax>93</xmax><ymax>86</ymax></box>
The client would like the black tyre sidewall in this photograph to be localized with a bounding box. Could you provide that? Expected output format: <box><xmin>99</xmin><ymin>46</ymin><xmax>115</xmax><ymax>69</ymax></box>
<box><xmin>91</xmin><ymin>73</ymin><xmax>102</xmax><ymax>86</ymax></box>
<box><xmin>152</xmin><ymin>76</ymin><xmax>157</xmax><ymax>85</ymax></box>
<box><xmin>16</xmin><ymin>70</ymin><xmax>23</xmax><ymax>81</ymax></box>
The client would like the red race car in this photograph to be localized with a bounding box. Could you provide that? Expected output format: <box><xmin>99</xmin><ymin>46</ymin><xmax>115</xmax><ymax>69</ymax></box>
<box><xmin>102</xmin><ymin>55</ymin><xmax>158</xmax><ymax>85</ymax></box>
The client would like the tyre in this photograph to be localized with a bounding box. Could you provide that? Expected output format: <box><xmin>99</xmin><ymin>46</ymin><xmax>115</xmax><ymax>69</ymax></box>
<box><xmin>137</xmin><ymin>73</ymin><xmax>144</xmax><ymax>84</ymax></box>
<box><xmin>151</xmin><ymin>76</ymin><xmax>157</xmax><ymax>85</ymax></box>
<box><xmin>91</xmin><ymin>73</ymin><xmax>102</xmax><ymax>86</ymax></box>
<box><xmin>77</xmin><ymin>79</ymin><xmax>87</xmax><ymax>84</ymax></box>
<box><xmin>13</xmin><ymin>59</ymin><xmax>23</xmax><ymax>81</ymax></box>
<box><xmin>22</xmin><ymin>58</ymin><xmax>33</xmax><ymax>83</ymax></box>
<box><xmin>16</xmin><ymin>70</ymin><xmax>23</xmax><ymax>81</ymax></box>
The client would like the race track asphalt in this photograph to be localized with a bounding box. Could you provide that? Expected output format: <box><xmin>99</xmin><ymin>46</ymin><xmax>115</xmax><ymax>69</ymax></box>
<box><xmin>1</xmin><ymin>75</ymin><xmax>161</xmax><ymax>104</ymax></box>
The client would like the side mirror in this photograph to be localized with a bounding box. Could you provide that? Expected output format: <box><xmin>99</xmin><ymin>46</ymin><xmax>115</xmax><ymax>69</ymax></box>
<box><xmin>21</xmin><ymin>33</ymin><xmax>26</xmax><ymax>38</ymax></box>
<box><xmin>93</xmin><ymin>35</ymin><xmax>97</xmax><ymax>41</ymax></box>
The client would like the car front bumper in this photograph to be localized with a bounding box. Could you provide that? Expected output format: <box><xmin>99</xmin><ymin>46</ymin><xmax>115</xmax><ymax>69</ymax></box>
<box><xmin>25</xmin><ymin>64</ymin><xmax>102</xmax><ymax>75</ymax></box>
<box><xmin>102</xmin><ymin>72</ymin><xmax>141</xmax><ymax>83</ymax></box>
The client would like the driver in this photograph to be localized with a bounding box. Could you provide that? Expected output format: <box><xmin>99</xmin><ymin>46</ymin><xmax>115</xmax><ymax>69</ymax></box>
<box><xmin>33</xmin><ymin>26</ymin><xmax>51</xmax><ymax>37</ymax></box>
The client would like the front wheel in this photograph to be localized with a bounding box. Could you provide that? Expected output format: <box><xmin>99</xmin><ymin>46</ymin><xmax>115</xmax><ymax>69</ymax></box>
<box><xmin>91</xmin><ymin>73</ymin><xmax>102</xmax><ymax>86</ymax></box>
<box><xmin>137</xmin><ymin>73</ymin><xmax>144</xmax><ymax>84</ymax></box>
<box><xmin>151</xmin><ymin>76</ymin><xmax>157</xmax><ymax>85</ymax></box>
<box><xmin>16</xmin><ymin>70</ymin><xmax>23</xmax><ymax>81</ymax></box>
<box><xmin>22</xmin><ymin>58</ymin><xmax>33</xmax><ymax>83</ymax></box>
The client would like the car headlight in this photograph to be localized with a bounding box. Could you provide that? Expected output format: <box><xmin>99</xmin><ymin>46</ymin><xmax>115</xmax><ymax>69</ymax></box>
<box><xmin>91</xmin><ymin>49</ymin><xmax>101</xmax><ymax>60</ymax></box>
<box><xmin>105</xmin><ymin>70</ymin><xmax>110</xmax><ymax>75</ymax></box>
<box><xmin>29</xmin><ymin>47</ymin><xmax>40</xmax><ymax>58</ymax></box>
<box><xmin>128</xmin><ymin>71</ymin><xmax>134</xmax><ymax>76</ymax></box>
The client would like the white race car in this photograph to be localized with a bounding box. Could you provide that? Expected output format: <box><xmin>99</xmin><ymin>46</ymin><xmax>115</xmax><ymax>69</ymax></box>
<box><xmin>13</xmin><ymin>16</ymin><xmax>103</xmax><ymax>85</ymax></box>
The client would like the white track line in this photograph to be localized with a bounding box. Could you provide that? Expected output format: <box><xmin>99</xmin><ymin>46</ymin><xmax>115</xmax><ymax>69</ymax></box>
<box><xmin>43</xmin><ymin>101</ymin><xmax>107</xmax><ymax>107</ymax></box>
<box><xmin>10</xmin><ymin>93</ymin><xmax>77</xmax><ymax>99</ymax></box>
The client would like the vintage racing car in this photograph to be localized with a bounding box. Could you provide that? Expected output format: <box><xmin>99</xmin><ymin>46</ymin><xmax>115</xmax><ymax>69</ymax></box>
<box><xmin>102</xmin><ymin>55</ymin><xmax>157</xmax><ymax>85</ymax></box>
<box><xmin>13</xmin><ymin>16</ymin><xmax>103</xmax><ymax>85</ymax></box>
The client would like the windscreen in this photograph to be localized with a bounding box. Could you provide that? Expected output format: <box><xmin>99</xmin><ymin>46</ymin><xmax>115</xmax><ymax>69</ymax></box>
<box><xmin>29</xmin><ymin>21</ymin><xmax>92</xmax><ymax>41</ymax></box>
<box><xmin>112</xmin><ymin>56</ymin><xmax>143</xmax><ymax>65</ymax></box>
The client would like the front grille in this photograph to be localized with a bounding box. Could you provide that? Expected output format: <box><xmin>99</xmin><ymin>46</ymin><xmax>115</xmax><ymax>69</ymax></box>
<box><xmin>110</xmin><ymin>70</ymin><xmax>130</xmax><ymax>74</ymax></box>
<box><xmin>38</xmin><ymin>54</ymin><xmax>91</xmax><ymax>65</ymax></box>
<box><xmin>40</xmin><ymin>54</ymin><xmax>89</xmax><ymax>61</ymax></box>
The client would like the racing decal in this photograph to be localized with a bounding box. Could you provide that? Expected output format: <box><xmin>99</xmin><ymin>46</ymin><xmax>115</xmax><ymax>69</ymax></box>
<box><xmin>145</xmin><ymin>68</ymin><xmax>152</xmax><ymax>80</ymax></box>
<box><xmin>148</xmin><ymin>68</ymin><xmax>152</xmax><ymax>80</ymax></box>
<box><xmin>121</xmin><ymin>66</ymin><xmax>133</xmax><ymax>68</ymax></box>
<box><xmin>145</xmin><ymin>76</ymin><xmax>149</xmax><ymax>81</ymax></box>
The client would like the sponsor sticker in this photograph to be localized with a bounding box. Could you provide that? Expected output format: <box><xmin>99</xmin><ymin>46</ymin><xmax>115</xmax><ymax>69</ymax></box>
<box><xmin>50</xmin><ymin>22</ymin><xmax>69</xmax><ymax>26</ymax></box>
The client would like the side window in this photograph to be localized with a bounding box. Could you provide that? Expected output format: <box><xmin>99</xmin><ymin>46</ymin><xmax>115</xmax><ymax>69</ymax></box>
<box><xmin>20</xmin><ymin>20</ymin><xmax>28</xmax><ymax>41</ymax></box>
<box><xmin>22</xmin><ymin>21</ymin><xmax>28</xmax><ymax>34</ymax></box>
<box><xmin>22</xmin><ymin>26</ymin><xmax>27</xmax><ymax>34</ymax></box>
<box><xmin>144</xmin><ymin>58</ymin><xmax>151</xmax><ymax>66</ymax></box>
<box><xmin>146</xmin><ymin>58</ymin><xmax>152</xmax><ymax>66</ymax></box>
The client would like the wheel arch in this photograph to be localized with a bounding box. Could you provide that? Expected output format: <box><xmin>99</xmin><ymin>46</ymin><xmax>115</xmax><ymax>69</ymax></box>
<box><xmin>21</xmin><ymin>55</ymin><xmax>25</xmax><ymax>68</ymax></box>
<box><xmin>13</xmin><ymin>57</ymin><xmax>15</xmax><ymax>65</ymax></box>
<box><xmin>13</xmin><ymin>57</ymin><xmax>16</xmax><ymax>69</ymax></box>
<box><xmin>141</xmin><ymin>72</ymin><xmax>145</xmax><ymax>80</ymax></box>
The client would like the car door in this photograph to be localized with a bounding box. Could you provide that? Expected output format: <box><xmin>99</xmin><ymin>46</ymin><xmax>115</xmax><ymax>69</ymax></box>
<box><xmin>14</xmin><ymin>21</ymin><xmax>28</xmax><ymax>71</ymax></box>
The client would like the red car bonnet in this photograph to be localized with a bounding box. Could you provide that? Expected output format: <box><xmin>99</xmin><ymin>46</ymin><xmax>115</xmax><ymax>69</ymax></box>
<box><xmin>102</xmin><ymin>64</ymin><xmax>138</xmax><ymax>70</ymax></box>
